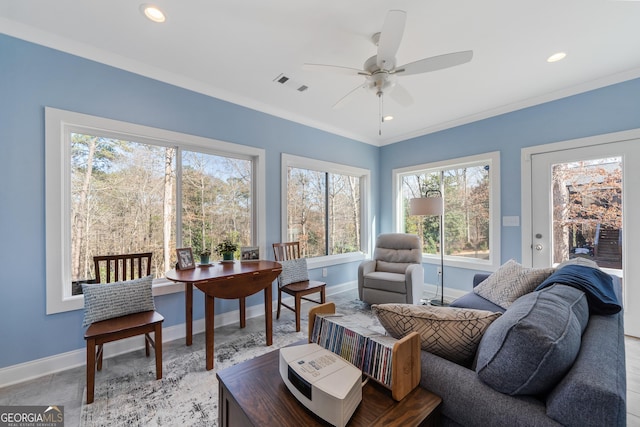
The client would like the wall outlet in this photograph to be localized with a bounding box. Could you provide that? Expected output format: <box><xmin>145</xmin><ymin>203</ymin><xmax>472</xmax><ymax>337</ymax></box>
<box><xmin>322</xmin><ymin>268</ymin><xmax>328</xmax><ymax>277</ymax></box>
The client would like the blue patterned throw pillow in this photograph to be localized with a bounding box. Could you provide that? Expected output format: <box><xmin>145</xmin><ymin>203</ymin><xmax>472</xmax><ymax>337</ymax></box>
<box><xmin>82</xmin><ymin>275</ymin><xmax>156</xmax><ymax>326</ymax></box>
<box><xmin>279</xmin><ymin>258</ymin><xmax>309</xmax><ymax>286</ymax></box>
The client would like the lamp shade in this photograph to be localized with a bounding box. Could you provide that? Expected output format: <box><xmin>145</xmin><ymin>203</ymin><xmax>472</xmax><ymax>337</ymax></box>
<box><xmin>409</xmin><ymin>197</ymin><xmax>443</xmax><ymax>216</ymax></box>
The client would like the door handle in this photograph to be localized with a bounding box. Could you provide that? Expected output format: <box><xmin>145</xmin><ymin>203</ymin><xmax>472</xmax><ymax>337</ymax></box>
<box><xmin>535</xmin><ymin>244</ymin><xmax>543</xmax><ymax>251</ymax></box>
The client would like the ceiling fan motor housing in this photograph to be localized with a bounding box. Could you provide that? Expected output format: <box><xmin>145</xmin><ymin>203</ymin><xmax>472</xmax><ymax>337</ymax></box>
<box><xmin>364</xmin><ymin>55</ymin><xmax>397</xmax><ymax>94</ymax></box>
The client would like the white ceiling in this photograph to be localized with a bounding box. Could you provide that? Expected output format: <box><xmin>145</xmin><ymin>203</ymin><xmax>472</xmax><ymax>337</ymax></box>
<box><xmin>2</xmin><ymin>0</ymin><xmax>640</xmax><ymax>146</ymax></box>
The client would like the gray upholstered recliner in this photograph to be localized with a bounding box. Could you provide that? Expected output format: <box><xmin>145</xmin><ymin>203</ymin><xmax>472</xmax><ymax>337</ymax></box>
<box><xmin>358</xmin><ymin>233</ymin><xmax>424</xmax><ymax>305</ymax></box>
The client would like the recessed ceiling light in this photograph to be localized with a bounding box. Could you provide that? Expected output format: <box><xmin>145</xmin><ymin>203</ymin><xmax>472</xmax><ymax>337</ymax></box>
<box><xmin>547</xmin><ymin>52</ymin><xmax>567</xmax><ymax>63</ymax></box>
<box><xmin>140</xmin><ymin>4</ymin><xmax>166</xmax><ymax>23</ymax></box>
<box><xmin>383</xmin><ymin>115</ymin><xmax>394</xmax><ymax>122</ymax></box>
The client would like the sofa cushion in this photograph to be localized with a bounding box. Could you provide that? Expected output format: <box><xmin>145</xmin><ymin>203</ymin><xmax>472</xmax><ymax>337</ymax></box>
<box><xmin>279</xmin><ymin>258</ymin><xmax>309</xmax><ymax>286</ymax></box>
<box><xmin>449</xmin><ymin>292</ymin><xmax>506</xmax><ymax>313</ymax></box>
<box><xmin>363</xmin><ymin>271</ymin><xmax>407</xmax><ymax>293</ymax></box>
<box><xmin>82</xmin><ymin>275</ymin><xmax>155</xmax><ymax>327</ymax></box>
<box><xmin>373</xmin><ymin>233</ymin><xmax>421</xmax><ymax>264</ymax></box>
<box><xmin>372</xmin><ymin>304</ymin><xmax>501</xmax><ymax>365</ymax></box>
<box><xmin>475</xmin><ymin>284</ymin><xmax>589</xmax><ymax>395</ymax></box>
<box><xmin>376</xmin><ymin>260</ymin><xmax>412</xmax><ymax>274</ymax></box>
<box><xmin>473</xmin><ymin>259</ymin><xmax>554</xmax><ymax>309</ymax></box>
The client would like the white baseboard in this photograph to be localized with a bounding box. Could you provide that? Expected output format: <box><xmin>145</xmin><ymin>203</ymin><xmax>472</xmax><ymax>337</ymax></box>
<box><xmin>0</xmin><ymin>282</ymin><xmax>358</xmax><ymax>388</ymax></box>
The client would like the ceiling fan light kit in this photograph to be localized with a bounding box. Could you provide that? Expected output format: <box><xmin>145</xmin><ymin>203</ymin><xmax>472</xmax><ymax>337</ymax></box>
<box><xmin>304</xmin><ymin>10</ymin><xmax>473</xmax><ymax>135</ymax></box>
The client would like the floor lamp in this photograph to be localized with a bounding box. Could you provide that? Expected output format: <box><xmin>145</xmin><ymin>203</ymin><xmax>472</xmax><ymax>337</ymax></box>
<box><xmin>409</xmin><ymin>189</ymin><xmax>447</xmax><ymax>306</ymax></box>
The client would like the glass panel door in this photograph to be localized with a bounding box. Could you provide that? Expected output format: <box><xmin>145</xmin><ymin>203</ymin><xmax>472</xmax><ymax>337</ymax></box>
<box><xmin>530</xmin><ymin>138</ymin><xmax>640</xmax><ymax>337</ymax></box>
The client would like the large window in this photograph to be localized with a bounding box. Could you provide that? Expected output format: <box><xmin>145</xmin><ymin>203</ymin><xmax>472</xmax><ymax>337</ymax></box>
<box><xmin>394</xmin><ymin>152</ymin><xmax>500</xmax><ymax>269</ymax></box>
<box><xmin>46</xmin><ymin>108</ymin><xmax>265</xmax><ymax>313</ymax></box>
<box><xmin>282</xmin><ymin>154</ymin><xmax>369</xmax><ymax>260</ymax></box>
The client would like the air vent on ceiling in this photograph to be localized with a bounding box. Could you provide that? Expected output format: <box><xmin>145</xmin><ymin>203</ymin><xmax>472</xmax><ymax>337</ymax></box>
<box><xmin>273</xmin><ymin>73</ymin><xmax>309</xmax><ymax>93</ymax></box>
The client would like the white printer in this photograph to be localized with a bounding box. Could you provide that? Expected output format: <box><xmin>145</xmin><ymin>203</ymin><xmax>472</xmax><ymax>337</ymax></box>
<box><xmin>279</xmin><ymin>343</ymin><xmax>362</xmax><ymax>427</ymax></box>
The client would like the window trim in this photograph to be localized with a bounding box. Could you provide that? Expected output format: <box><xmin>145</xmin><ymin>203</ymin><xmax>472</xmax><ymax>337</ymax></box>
<box><xmin>45</xmin><ymin>107</ymin><xmax>266</xmax><ymax>314</ymax></box>
<box><xmin>392</xmin><ymin>151</ymin><xmax>501</xmax><ymax>271</ymax></box>
<box><xmin>280</xmin><ymin>153</ymin><xmax>370</xmax><ymax>268</ymax></box>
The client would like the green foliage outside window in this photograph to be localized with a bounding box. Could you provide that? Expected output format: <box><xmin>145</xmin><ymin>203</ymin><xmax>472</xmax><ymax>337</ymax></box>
<box><xmin>402</xmin><ymin>164</ymin><xmax>490</xmax><ymax>260</ymax></box>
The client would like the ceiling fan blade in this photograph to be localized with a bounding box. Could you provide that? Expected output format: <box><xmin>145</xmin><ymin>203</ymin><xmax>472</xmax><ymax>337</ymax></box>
<box><xmin>303</xmin><ymin>63</ymin><xmax>369</xmax><ymax>76</ymax></box>
<box><xmin>333</xmin><ymin>83</ymin><xmax>369</xmax><ymax>109</ymax></box>
<box><xmin>389</xmin><ymin>83</ymin><xmax>413</xmax><ymax>107</ymax></box>
<box><xmin>376</xmin><ymin>10</ymin><xmax>406</xmax><ymax>70</ymax></box>
<box><xmin>394</xmin><ymin>50</ymin><xmax>473</xmax><ymax>76</ymax></box>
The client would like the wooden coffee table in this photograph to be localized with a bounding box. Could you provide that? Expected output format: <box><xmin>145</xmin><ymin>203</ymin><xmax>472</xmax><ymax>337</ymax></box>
<box><xmin>217</xmin><ymin>343</ymin><xmax>441</xmax><ymax>427</ymax></box>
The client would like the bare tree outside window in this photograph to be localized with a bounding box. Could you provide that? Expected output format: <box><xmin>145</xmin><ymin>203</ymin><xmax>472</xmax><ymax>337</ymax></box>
<box><xmin>551</xmin><ymin>158</ymin><xmax>622</xmax><ymax>268</ymax></box>
<box><xmin>70</xmin><ymin>133</ymin><xmax>253</xmax><ymax>294</ymax></box>
<box><xmin>401</xmin><ymin>164</ymin><xmax>490</xmax><ymax>260</ymax></box>
<box><xmin>287</xmin><ymin>166</ymin><xmax>361</xmax><ymax>257</ymax></box>
<box><xmin>181</xmin><ymin>151</ymin><xmax>252</xmax><ymax>259</ymax></box>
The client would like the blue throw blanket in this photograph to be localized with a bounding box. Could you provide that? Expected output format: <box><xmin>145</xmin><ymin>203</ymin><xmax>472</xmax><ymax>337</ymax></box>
<box><xmin>535</xmin><ymin>264</ymin><xmax>621</xmax><ymax>315</ymax></box>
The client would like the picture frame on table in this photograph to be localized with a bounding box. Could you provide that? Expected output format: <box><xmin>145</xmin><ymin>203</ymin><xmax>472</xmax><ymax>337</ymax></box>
<box><xmin>176</xmin><ymin>247</ymin><xmax>196</xmax><ymax>270</ymax></box>
<box><xmin>241</xmin><ymin>246</ymin><xmax>260</xmax><ymax>261</ymax></box>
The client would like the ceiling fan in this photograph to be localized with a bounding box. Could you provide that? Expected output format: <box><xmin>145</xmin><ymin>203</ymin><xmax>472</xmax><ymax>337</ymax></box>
<box><xmin>304</xmin><ymin>10</ymin><xmax>473</xmax><ymax>133</ymax></box>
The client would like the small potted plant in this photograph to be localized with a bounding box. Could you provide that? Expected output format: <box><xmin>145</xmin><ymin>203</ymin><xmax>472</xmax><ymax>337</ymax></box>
<box><xmin>215</xmin><ymin>238</ymin><xmax>238</xmax><ymax>261</ymax></box>
<box><xmin>199</xmin><ymin>249</ymin><xmax>211</xmax><ymax>265</ymax></box>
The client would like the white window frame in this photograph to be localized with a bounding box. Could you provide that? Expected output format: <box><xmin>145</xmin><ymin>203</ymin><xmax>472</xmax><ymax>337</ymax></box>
<box><xmin>45</xmin><ymin>107</ymin><xmax>266</xmax><ymax>314</ymax></box>
<box><xmin>392</xmin><ymin>151</ymin><xmax>501</xmax><ymax>271</ymax></box>
<box><xmin>281</xmin><ymin>153</ymin><xmax>370</xmax><ymax>269</ymax></box>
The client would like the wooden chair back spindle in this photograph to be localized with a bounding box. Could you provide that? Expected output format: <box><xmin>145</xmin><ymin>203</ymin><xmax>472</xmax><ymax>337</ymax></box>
<box><xmin>93</xmin><ymin>252</ymin><xmax>152</xmax><ymax>284</ymax></box>
<box><xmin>272</xmin><ymin>242</ymin><xmax>301</xmax><ymax>262</ymax></box>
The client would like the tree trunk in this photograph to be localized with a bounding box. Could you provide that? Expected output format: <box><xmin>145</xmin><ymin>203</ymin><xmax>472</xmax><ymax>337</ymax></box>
<box><xmin>349</xmin><ymin>176</ymin><xmax>360</xmax><ymax>250</ymax></box>
<box><xmin>72</xmin><ymin>136</ymin><xmax>97</xmax><ymax>280</ymax></box>
<box><xmin>163</xmin><ymin>147</ymin><xmax>175</xmax><ymax>272</ymax></box>
<box><xmin>552</xmin><ymin>165</ymin><xmax>570</xmax><ymax>264</ymax></box>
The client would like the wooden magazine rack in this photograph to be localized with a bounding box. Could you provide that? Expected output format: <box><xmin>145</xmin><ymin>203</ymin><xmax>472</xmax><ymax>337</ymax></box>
<box><xmin>308</xmin><ymin>302</ymin><xmax>421</xmax><ymax>401</ymax></box>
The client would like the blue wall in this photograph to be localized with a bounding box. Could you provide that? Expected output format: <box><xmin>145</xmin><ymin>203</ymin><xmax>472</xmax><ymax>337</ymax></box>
<box><xmin>380</xmin><ymin>77</ymin><xmax>640</xmax><ymax>289</ymax></box>
<box><xmin>0</xmin><ymin>34</ymin><xmax>377</xmax><ymax>368</ymax></box>
<box><xmin>1</xmin><ymin>32</ymin><xmax>639</xmax><ymax>369</ymax></box>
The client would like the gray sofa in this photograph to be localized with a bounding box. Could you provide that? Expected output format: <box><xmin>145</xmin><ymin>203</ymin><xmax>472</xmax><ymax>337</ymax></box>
<box><xmin>418</xmin><ymin>271</ymin><xmax>626</xmax><ymax>427</ymax></box>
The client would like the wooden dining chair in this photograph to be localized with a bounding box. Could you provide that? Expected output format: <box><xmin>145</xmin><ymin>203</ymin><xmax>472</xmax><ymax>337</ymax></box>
<box><xmin>272</xmin><ymin>242</ymin><xmax>326</xmax><ymax>332</ymax></box>
<box><xmin>83</xmin><ymin>252</ymin><xmax>163</xmax><ymax>403</ymax></box>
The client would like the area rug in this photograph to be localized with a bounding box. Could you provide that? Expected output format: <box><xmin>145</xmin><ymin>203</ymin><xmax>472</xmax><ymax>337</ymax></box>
<box><xmin>80</xmin><ymin>290</ymin><xmax>380</xmax><ymax>426</ymax></box>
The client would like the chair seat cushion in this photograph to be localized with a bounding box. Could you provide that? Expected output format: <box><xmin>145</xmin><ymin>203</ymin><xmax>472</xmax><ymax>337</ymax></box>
<box><xmin>82</xmin><ymin>275</ymin><xmax>156</xmax><ymax>327</ymax></box>
<box><xmin>363</xmin><ymin>271</ymin><xmax>406</xmax><ymax>293</ymax></box>
<box><xmin>372</xmin><ymin>303</ymin><xmax>501</xmax><ymax>365</ymax></box>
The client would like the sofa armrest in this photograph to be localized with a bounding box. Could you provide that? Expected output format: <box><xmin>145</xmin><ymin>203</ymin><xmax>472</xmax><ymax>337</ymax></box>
<box><xmin>357</xmin><ymin>260</ymin><xmax>376</xmax><ymax>299</ymax></box>
<box><xmin>405</xmin><ymin>263</ymin><xmax>424</xmax><ymax>305</ymax></box>
<box><xmin>546</xmin><ymin>312</ymin><xmax>626</xmax><ymax>427</ymax></box>
<box><xmin>420</xmin><ymin>351</ymin><xmax>561</xmax><ymax>426</ymax></box>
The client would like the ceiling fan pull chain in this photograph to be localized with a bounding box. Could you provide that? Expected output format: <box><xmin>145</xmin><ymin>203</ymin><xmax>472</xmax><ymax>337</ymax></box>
<box><xmin>378</xmin><ymin>92</ymin><xmax>383</xmax><ymax>136</ymax></box>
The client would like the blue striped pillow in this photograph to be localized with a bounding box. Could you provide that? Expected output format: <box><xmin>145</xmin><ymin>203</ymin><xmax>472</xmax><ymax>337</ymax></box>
<box><xmin>82</xmin><ymin>275</ymin><xmax>155</xmax><ymax>327</ymax></box>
